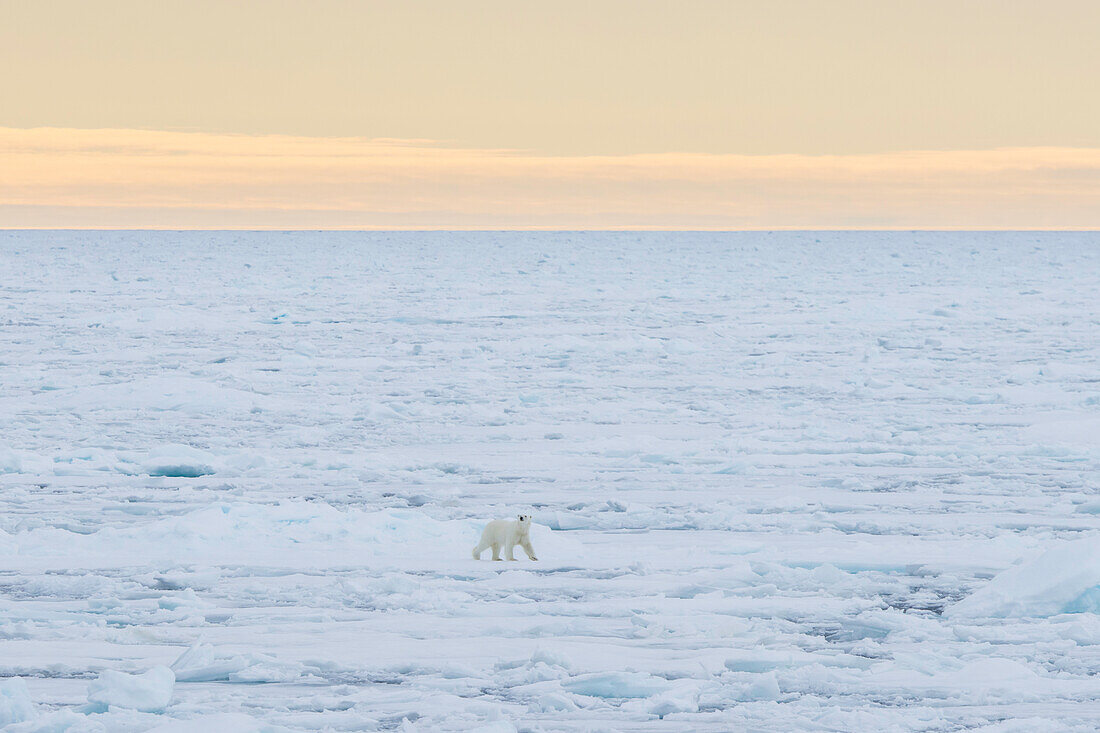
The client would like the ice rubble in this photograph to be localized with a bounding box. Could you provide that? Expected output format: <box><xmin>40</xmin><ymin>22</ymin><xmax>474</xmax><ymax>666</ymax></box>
<box><xmin>87</xmin><ymin>667</ymin><xmax>175</xmax><ymax>712</ymax></box>
<box><xmin>948</xmin><ymin>536</ymin><xmax>1100</xmax><ymax>618</ymax></box>
<box><xmin>170</xmin><ymin>643</ymin><xmax>306</xmax><ymax>684</ymax></box>
<box><xmin>138</xmin><ymin>444</ymin><xmax>217</xmax><ymax>478</ymax></box>
<box><xmin>0</xmin><ymin>444</ymin><xmax>22</xmax><ymax>474</ymax></box>
<box><xmin>562</xmin><ymin>671</ymin><xmax>671</xmax><ymax>698</ymax></box>
<box><xmin>0</xmin><ymin>678</ymin><xmax>36</xmax><ymax>726</ymax></box>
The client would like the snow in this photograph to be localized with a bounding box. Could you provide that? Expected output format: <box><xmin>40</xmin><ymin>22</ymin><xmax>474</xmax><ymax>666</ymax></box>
<box><xmin>145</xmin><ymin>713</ymin><xmax>286</xmax><ymax>732</ymax></box>
<box><xmin>2</xmin><ymin>230</ymin><xmax>1100</xmax><ymax>730</ymax></box>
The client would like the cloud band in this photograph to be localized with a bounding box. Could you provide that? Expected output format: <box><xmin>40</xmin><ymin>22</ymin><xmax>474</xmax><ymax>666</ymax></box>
<box><xmin>3</xmin><ymin>127</ymin><xmax>1099</xmax><ymax>229</ymax></box>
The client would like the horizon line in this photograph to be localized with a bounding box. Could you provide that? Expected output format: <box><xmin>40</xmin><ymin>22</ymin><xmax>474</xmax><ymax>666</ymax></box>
<box><xmin>6</xmin><ymin>127</ymin><xmax>1100</xmax><ymax>230</ymax></box>
<box><xmin>4</xmin><ymin>226</ymin><xmax>1099</xmax><ymax>233</ymax></box>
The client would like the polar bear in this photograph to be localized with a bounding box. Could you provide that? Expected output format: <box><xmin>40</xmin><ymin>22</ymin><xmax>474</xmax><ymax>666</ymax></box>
<box><xmin>472</xmin><ymin>515</ymin><xmax>538</xmax><ymax>561</ymax></box>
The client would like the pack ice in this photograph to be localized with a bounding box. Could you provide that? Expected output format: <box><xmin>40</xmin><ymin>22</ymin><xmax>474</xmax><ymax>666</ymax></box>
<box><xmin>1</xmin><ymin>230</ymin><xmax>1099</xmax><ymax>731</ymax></box>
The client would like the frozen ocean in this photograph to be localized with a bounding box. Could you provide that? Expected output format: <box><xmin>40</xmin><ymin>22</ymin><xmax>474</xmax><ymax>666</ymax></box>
<box><xmin>1</xmin><ymin>230</ymin><xmax>1099</xmax><ymax>731</ymax></box>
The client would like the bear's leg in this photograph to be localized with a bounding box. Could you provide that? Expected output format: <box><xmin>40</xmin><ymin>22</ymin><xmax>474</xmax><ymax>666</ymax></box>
<box><xmin>472</xmin><ymin>540</ymin><xmax>487</xmax><ymax>560</ymax></box>
<box><xmin>504</xmin><ymin>542</ymin><xmax>517</xmax><ymax>561</ymax></box>
<box><xmin>491</xmin><ymin>543</ymin><xmax>502</xmax><ymax>561</ymax></box>
<box><xmin>520</xmin><ymin>538</ymin><xmax>538</xmax><ymax>561</ymax></box>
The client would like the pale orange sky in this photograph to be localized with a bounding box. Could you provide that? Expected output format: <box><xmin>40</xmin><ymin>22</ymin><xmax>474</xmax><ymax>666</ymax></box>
<box><xmin>3</xmin><ymin>1</ymin><xmax>1100</xmax><ymax>228</ymax></box>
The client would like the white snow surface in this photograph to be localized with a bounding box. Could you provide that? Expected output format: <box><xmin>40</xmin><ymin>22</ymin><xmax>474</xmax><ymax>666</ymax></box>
<box><xmin>1</xmin><ymin>230</ymin><xmax>1099</xmax><ymax>730</ymax></box>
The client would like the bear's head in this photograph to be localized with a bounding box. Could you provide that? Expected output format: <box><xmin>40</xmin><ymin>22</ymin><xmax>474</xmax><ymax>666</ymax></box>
<box><xmin>517</xmin><ymin>514</ymin><xmax>533</xmax><ymax>531</ymax></box>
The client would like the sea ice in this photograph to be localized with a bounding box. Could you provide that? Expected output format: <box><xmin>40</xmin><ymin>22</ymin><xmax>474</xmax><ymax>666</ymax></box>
<box><xmin>947</xmin><ymin>536</ymin><xmax>1100</xmax><ymax>618</ymax></box>
<box><xmin>2</xmin><ymin>230</ymin><xmax>1099</xmax><ymax>730</ymax></box>
<box><xmin>0</xmin><ymin>445</ymin><xmax>22</xmax><ymax>474</ymax></box>
<box><xmin>0</xmin><ymin>678</ymin><xmax>36</xmax><ymax>726</ymax></box>
<box><xmin>145</xmin><ymin>713</ymin><xmax>284</xmax><ymax>732</ymax></box>
<box><xmin>138</xmin><ymin>444</ymin><xmax>217</xmax><ymax>478</ymax></box>
<box><xmin>86</xmin><ymin>667</ymin><xmax>175</xmax><ymax>712</ymax></box>
<box><xmin>562</xmin><ymin>671</ymin><xmax>671</xmax><ymax>698</ymax></box>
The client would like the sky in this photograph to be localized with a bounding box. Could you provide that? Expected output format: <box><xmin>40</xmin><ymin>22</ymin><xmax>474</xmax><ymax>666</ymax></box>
<box><xmin>3</xmin><ymin>0</ymin><xmax>1099</xmax><ymax>229</ymax></box>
